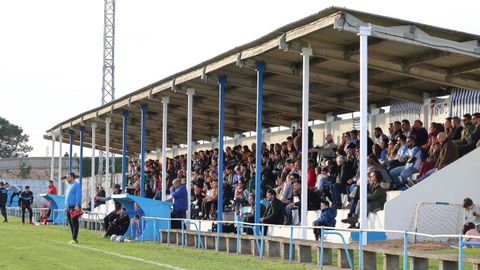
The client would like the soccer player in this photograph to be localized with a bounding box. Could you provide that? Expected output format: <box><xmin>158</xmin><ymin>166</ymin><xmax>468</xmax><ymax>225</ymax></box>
<box><xmin>64</xmin><ymin>173</ymin><xmax>81</xmax><ymax>244</ymax></box>
<box><xmin>5</xmin><ymin>182</ymin><xmax>21</xmax><ymax>207</ymax></box>
<box><xmin>0</xmin><ymin>182</ymin><xmax>8</xmax><ymax>223</ymax></box>
<box><xmin>19</xmin><ymin>186</ymin><xmax>34</xmax><ymax>225</ymax></box>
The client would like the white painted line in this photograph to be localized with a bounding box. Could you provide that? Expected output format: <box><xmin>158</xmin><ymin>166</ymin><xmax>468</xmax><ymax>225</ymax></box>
<box><xmin>51</xmin><ymin>240</ymin><xmax>185</xmax><ymax>270</ymax></box>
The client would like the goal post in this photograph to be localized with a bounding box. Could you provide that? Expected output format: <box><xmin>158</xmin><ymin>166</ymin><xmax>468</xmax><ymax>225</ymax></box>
<box><xmin>409</xmin><ymin>201</ymin><xmax>465</xmax><ymax>243</ymax></box>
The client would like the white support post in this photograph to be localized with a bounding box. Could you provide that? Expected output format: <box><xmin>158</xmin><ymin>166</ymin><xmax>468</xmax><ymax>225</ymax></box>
<box><xmin>105</xmin><ymin>117</ymin><xmax>111</xmax><ymax>193</ymax></box>
<box><xmin>301</xmin><ymin>46</ymin><xmax>312</xmax><ymax>240</ymax></box>
<box><xmin>91</xmin><ymin>122</ymin><xmax>97</xmax><ymax>212</ymax></box>
<box><xmin>186</xmin><ymin>88</ymin><xmax>195</xmax><ymax>220</ymax></box>
<box><xmin>57</xmin><ymin>132</ymin><xmax>63</xmax><ymax>195</ymax></box>
<box><xmin>50</xmin><ymin>134</ymin><xmax>56</xmax><ymax>182</ymax></box>
<box><xmin>161</xmin><ymin>96</ymin><xmax>169</xmax><ymax>201</ymax></box>
<box><xmin>359</xmin><ymin>25</ymin><xmax>372</xmax><ymax>246</ymax></box>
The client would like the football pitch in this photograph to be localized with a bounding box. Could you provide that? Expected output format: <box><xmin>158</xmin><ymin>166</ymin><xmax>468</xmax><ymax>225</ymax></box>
<box><xmin>0</xmin><ymin>218</ymin><xmax>314</xmax><ymax>270</ymax></box>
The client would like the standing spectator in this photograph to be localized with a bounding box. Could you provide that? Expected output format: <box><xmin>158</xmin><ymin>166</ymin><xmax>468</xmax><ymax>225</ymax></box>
<box><xmin>0</xmin><ymin>182</ymin><xmax>8</xmax><ymax>223</ymax></box>
<box><xmin>168</xmin><ymin>179</ymin><xmax>188</xmax><ymax>228</ymax></box>
<box><xmin>19</xmin><ymin>186</ymin><xmax>34</xmax><ymax>225</ymax></box>
<box><xmin>331</xmin><ymin>155</ymin><xmax>356</xmax><ymax>209</ymax></box>
<box><xmin>64</xmin><ymin>173</ymin><xmax>81</xmax><ymax>244</ymax></box>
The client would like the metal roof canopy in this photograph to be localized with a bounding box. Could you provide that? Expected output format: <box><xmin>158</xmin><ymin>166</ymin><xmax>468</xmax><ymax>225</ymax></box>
<box><xmin>46</xmin><ymin>7</ymin><xmax>480</xmax><ymax>155</ymax></box>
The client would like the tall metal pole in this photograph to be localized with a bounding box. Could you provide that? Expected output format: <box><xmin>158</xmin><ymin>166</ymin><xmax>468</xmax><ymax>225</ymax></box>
<box><xmin>186</xmin><ymin>88</ymin><xmax>195</xmax><ymax>219</ymax></box>
<box><xmin>105</xmin><ymin>117</ymin><xmax>111</xmax><ymax>193</ymax></box>
<box><xmin>217</xmin><ymin>75</ymin><xmax>227</xmax><ymax>234</ymax></box>
<box><xmin>69</xmin><ymin>129</ymin><xmax>74</xmax><ymax>174</ymax></box>
<box><xmin>161</xmin><ymin>96</ymin><xmax>169</xmax><ymax>201</ymax></box>
<box><xmin>254</xmin><ymin>62</ymin><xmax>265</xmax><ymax>234</ymax></box>
<box><xmin>121</xmin><ymin>110</ymin><xmax>128</xmax><ymax>192</ymax></box>
<box><xmin>79</xmin><ymin>126</ymin><xmax>85</xmax><ymax>187</ymax></box>
<box><xmin>91</xmin><ymin>122</ymin><xmax>97</xmax><ymax>211</ymax></box>
<box><xmin>50</xmin><ymin>134</ymin><xmax>56</xmax><ymax>182</ymax></box>
<box><xmin>301</xmin><ymin>46</ymin><xmax>312</xmax><ymax>240</ymax></box>
<box><xmin>359</xmin><ymin>25</ymin><xmax>372</xmax><ymax>247</ymax></box>
<box><xmin>140</xmin><ymin>104</ymin><xmax>148</xmax><ymax>197</ymax></box>
<box><xmin>57</xmin><ymin>132</ymin><xmax>63</xmax><ymax>195</ymax></box>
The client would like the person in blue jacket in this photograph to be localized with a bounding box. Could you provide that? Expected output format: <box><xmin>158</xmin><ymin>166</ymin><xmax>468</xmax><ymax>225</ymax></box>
<box><xmin>167</xmin><ymin>179</ymin><xmax>187</xmax><ymax>229</ymax></box>
<box><xmin>312</xmin><ymin>200</ymin><xmax>337</xmax><ymax>241</ymax></box>
<box><xmin>64</xmin><ymin>173</ymin><xmax>82</xmax><ymax>244</ymax></box>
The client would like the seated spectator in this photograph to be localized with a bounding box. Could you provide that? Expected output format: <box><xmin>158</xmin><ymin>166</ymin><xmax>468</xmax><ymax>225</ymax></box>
<box><xmin>411</xmin><ymin>120</ymin><xmax>429</xmax><ymax>146</ymax></box>
<box><xmin>312</xmin><ymin>133</ymin><xmax>337</xmax><ymax>163</ymax></box>
<box><xmin>385</xmin><ymin>135</ymin><xmax>408</xmax><ymax>171</ymax></box>
<box><xmin>449</xmin><ymin>117</ymin><xmax>463</xmax><ymax>140</ymax></box>
<box><xmin>331</xmin><ymin>155</ymin><xmax>356</xmax><ymax>209</ymax></box>
<box><xmin>260</xmin><ymin>189</ymin><xmax>284</xmax><ymax>226</ymax></box>
<box><xmin>421</xmin><ymin>122</ymin><xmax>442</xmax><ymax>153</ymax></box>
<box><xmin>342</xmin><ymin>170</ymin><xmax>387</xmax><ymax>228</ymax></box>
<box><xmin>463</xmin><ymin>223</ymin><xmax>480</xmax><ymax>247</ymax></box>
<box><xmin>99</xmin><ymin>184</ymin><xmax>123</xmax><ymax>231</ymax></box>
<box><xmin>241</xmin><ymin>193</ymin><xmax>266</xmax><ymax>235</ymax></box>
<box><xmin>104</xmin><ymin>207</ymin><xmax>130</xmax><ymax>237</ymax></box>
<box><xmin>453</xmin><ymin>114</ymin><xmax>474</xmax><ymax>145</ymax></box>
<box><xmin>315</xmin><ymin>166</ymin><xmax>332</xmax><ymax>192</ymax></box>
<box><xmin>457</xmin><ymin>113</ymin><xmax>480</xmax><ymax>156</ymax></box>
<box><xmin>401</xmin><ymin>119</ymin><xmax>413</xmax><ymax>137</ymax></box>
<box><xmin>373</xmin><ymin>127</ymin><xmax>389</xmax><ymax>145</ymax></box>
<box><xmin>201</xmin><ymin>180</ymin><xmax>218</xmax><ymax>220</ymax></box>
<box><xmin>444</xmin><ymin>117</ymin><xmax>453</xmax><ymax>136</ymax></box>
<box><xmin>233</xmin><ymin>180</ymin><xmax>249</xmax><ymax>213</ymax></box>
<box><xmin>408</xmin><ymin>132</ymin><xmax>458</xmax><ymax>186</ymax></box>
<box><xmin>390</xmin><ymin>121</ymin><xmax>403</xmax><ymax>141</ymax></box>
<box><xmin>312</xmin><ymin>200</ymin><xmax>337</xmax><ymax>241</ymax></box>
<box><xmin>389</xmin><ymin>136</ymin><xmax>422</xmax><ymax>186</ymax></box>
<box><xmin>141</xmin><ymin>183</ymin><xmax>153</xmax><ymax>199</ymax></box>
<box><xmin>464</xmin><ymin>197</ymin><xmax>480</xmax><ymax>224</ymax></box>
<box><xmin>191</xmin><ymin>183</ymin><xmax>204</xmax><ymax>219</ymax></box>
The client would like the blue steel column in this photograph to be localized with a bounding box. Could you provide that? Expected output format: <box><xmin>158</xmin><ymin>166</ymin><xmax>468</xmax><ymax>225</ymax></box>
<box><xmin>140</xmin><ymin>103</ymin><xmax>148</xmax><ymax>197</ymax></box>
<box><xmin>69</xmin><ymin>129</ymin><xmax>74</xmax><ymax>173</ymax></box>
<box><xmin>122</xmin><ymin>110</ymin><xmax>128</xmax><ymax>193</ymax></box>
<box><xmin>79</xmin><ymin>126</ymin><xmax>84</xmax><ymax>188</ymax></box>
<box><xmin>217</xmin><ymin>75</ymin><xmax>226</xmax><ymax>234</ymax></box>
<box><xmin>254</xmin><ymin>62</ymin><xmax>265</xmax><ymax>234</ymax></box>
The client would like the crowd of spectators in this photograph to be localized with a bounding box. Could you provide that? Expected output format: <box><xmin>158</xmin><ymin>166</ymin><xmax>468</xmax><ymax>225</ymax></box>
<box><xmin>123</xmin><ymin>112</ymin><xmax>480</xmax><ymax>231</ymax></box>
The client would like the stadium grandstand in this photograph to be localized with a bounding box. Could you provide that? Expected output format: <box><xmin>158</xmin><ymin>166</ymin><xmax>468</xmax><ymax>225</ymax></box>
<box><xmin>38</xmin><ymin>6</ymin><xmax>480</xmax><ymax>269</ymax></box>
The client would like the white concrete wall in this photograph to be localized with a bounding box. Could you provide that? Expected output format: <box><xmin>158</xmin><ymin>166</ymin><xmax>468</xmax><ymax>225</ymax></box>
<box><xmin>384</xmin><ymin>148</ymin><xmax>480</xmax><ymax>238</ymax></box>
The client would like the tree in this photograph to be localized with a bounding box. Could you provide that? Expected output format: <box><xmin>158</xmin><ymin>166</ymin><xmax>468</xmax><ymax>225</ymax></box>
<box><xmin>0</xmin><ymin>117</ymin><xmax>33</xmax><ymax>158</ymax></box>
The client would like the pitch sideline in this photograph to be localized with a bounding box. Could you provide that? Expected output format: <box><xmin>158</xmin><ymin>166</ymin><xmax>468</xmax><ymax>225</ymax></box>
<box><xmin>51</xmin><ymin>240</ymin><xmax>185</xmax><ymax>270</ymax></box>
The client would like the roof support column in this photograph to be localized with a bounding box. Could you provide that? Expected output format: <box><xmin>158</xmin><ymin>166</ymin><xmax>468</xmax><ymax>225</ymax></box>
<box><xmin>359</xmin><ymin>25</ymin><xmax>372</xmax><ymax>249</ymax></box>
<box><xmin>217</xmin><ymin>75</ymin><xmax>226</xmax><ymax>238</ymax></box>
<box><xmin>50</xmin><ymin>134</ymin><xmax>56</xmax><ymax>182</ymax></box>
<box><xmin>186</xmin><ymin>88</ymin><xmax>195</xmax><ymax>220</ymax></box>
<box><xmin>91</xmin><ymin>122</ymin><xmax>97</xmax><ymax>211</ymax></box>
<box><xmin>105</xmin><ymin>117</ymin><xmax>111</xmax><ymax>194</ymax></box>
<box><xmin>57</xmin><ymin>132</ymin><xmax>63</xmax><ymax>195</ymax></box>
<box><xmin>121</xmin><ymin>111</ymin><xmax>128</xmax><ymax>193</ymax></box>
<box><xmin>254</xmin><ymin>62</ymin><xmax>265</xmax><ymax>235</ymax></box>
<box><xmin>300</xmin><ymin>46</ymin><xmax>312</xmax><ymax>240</ymax></box>
<box><xmin>69</xmin><ymin>129</ymin><xmax>74</xmax><ymax>174</ymax></box>
<box><xmin>79</xmin><ymin>126</ymin><xmax>85</xmax><ymax>188</ymax></box>
<box><xmin>161</xmin><ymin>96</ymin><xmax>169</xmax><ymax>201</ymax></box>
<box><xmin>140</xmin><ymin>104</ymin><xmax>147</xmax><ymax>198</ymax></box>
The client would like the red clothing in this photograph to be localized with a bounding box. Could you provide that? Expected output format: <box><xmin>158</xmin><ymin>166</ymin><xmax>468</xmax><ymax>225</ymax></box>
<box><xmin>48</xmin><ymin>186</ymin><xmax>57</xmax><ymax>195</ymax></box>
<box><xmin>307</xmin><ymin>167</ymin><xmax>316</xmax><ymax>189</ymax></box>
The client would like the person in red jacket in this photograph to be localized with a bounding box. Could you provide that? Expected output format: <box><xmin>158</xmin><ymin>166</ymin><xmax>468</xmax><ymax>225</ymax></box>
<box><xmin>47</xmin><ymin>180</ymin><xmax>58</xmax><ymax>195</ymax></box>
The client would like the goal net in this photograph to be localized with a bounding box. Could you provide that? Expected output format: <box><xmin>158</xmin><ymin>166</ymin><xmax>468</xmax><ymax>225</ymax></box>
<box><xmin>408</xmin><ymin>202</ymin><xmax>465</xmax><ymax>243</ymax></box>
